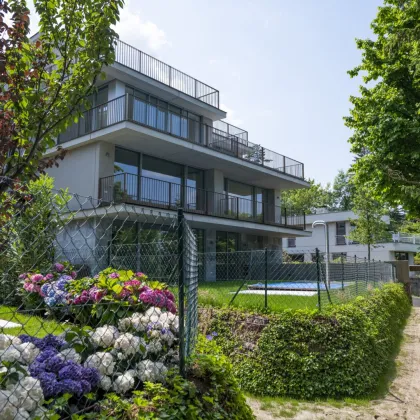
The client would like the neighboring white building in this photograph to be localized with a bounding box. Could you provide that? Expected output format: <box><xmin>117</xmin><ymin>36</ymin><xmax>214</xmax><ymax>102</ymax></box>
<box><xmin>41</xmin><ymin>37</ymin><xmax>311</xmax><ymax>279</ymax></box>
<box><xmin>283</xmin><ymin>210</ymin><xmax>420</xmax><ymax>264</ymax></box>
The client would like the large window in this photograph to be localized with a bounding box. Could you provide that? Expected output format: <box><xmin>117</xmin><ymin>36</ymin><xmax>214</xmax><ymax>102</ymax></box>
<box><xmin>125</xmin><ymin>86</ymin><xmax>200</xmax><ymax>141</ymax></box>
<box><xmin>395</xmin><ymin>252</ymin><xmax>409</xmax><ymax>261</ymax></box>
<box><xmin>287</xmin><ymin>238</ymin><xmax>296</xmax><ymax>248</ymax></box>
<box><xmin>336</xmin><ymin>222</ymin><xmax>346</xmax><ymax>245</ymax></box>
<box><xmin>114</xmin><ymin>148</ymin><xmax>139</xmax><ymax>201</ymax></box>
<box><xmin>224</xmin><ymin>179</ymin><xmax>266</xmax><ymax>221</ymax></box>
<box><xmin>216</xmin><ymin>231</ymin><xmax>239</xmax><ymax>253</ymax></box>
<box><xmin>141</xmin><ymin>155</ymin><xmax>183</xmax><ymax>207</ymax></box>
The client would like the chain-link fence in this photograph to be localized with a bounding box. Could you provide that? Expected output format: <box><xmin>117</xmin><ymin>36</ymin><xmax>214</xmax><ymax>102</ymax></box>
<box><xmin>0</xmin><ymin>179</ymin><xmax>198</xmax><ymax>418</ymax></box>
<box><xmin>197</xmin><ymin>249</ymin><xmax>395</xmax><ymax>312</ymax></box>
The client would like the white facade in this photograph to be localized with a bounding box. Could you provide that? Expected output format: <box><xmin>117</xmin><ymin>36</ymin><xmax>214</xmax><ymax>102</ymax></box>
<box><xmin>283</xmin><ymin>210</ymin><xmax>420</xmax><ymax>263</ymax></box>
<box><xmin>44</xmin><ymin>37</ymin><xmax>311</xmax><ymax>268</ymax></box>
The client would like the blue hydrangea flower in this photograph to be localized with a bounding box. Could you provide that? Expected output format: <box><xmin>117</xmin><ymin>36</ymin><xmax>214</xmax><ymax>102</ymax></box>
<box><xmin>58</xmin><ymin>362</ymin><xmax>82</xmax><ymax>381</ymax></box>
<box><xmin>45</xmin><ymin>356</ymin><xmax>67</xmax><ymax>373</ymax></box>
<box><xmin>59</xmin><ymin>379</ymin><xmax>83</xmax><ymax>396</ymax></box>
<box><xmin>81</xmin><ymin>367</ymin><xmax>100</xmax><ymax>387</ymax></box>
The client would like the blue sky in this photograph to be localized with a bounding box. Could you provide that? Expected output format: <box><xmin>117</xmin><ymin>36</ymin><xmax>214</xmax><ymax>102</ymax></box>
<box><xmin>28</xmin><ymin>0</ymin><xmax>383</xmax><ymax>185</ymax></box>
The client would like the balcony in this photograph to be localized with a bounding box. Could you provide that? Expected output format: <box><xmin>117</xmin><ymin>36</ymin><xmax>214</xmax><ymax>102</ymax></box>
<box><xmin>99</xmin><ymin>174</ymin><xmax>306</xmax><ymax>230</ymax></box>
<box><xmin>114</xmin><ymin>40</ymin><xmax>219</xmax><ymax>108</ymax></box>
<box><xmin>58</xmin><ymin>94</ymin><xmax>305</xmax><ymax>180</ymax></box>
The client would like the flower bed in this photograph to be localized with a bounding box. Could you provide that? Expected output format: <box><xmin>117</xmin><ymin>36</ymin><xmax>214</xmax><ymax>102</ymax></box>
<box><xmin>21</xmin><ymin>265</ymin><xmax>176</xmax><ymax>327</ymax></box>
<box><xmin>0</xmin><ymin>304</ymin><xmax>180</xmax><ymax>418</ymax></box>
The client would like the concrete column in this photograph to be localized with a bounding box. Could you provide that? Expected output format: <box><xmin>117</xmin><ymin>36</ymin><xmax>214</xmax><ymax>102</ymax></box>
<box><xmin>108</xmin><ymin>80</ymin><xmax>126</xmax><ymax>100</ymax></box>
<box><xmin>204</xmin><ymin>169</ymin><xmax>224</xmax><ymax>215</ymax></box>
<box><xmin>204</xmin><ymin>228</ymin><xmax>217</xmax><ymax>281</ymax></box>
<box><xmin>95</xmin><ymin>142</ymin><xmax>115</xmax><ymax>201</ymax></box>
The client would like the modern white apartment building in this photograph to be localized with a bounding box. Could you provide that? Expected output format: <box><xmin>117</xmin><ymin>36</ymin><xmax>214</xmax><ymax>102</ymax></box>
<box><xmin>44</xmin><ymin>38</ymin><xmax>311</xmax><ymax>278</ymax></box>
<box><xmin>283</xmin><ymin>210</ymin><xmax>420</xmax><ymax>264</ymax></box>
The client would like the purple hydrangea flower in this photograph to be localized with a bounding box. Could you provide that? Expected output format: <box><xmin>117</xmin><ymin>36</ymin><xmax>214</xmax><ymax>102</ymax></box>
<box><xmin>58</xmin><ymin>362</ymin><xmax>82</xmax><ymax>381</ymax></box>
<box><xmin>54</xmin><ymin>263</ymin><xmax>65</xmax><ymax>273</ymax></box>
<box><xmin>59</xmin><ymin>379</ymin><xmax>83</xmax><ymax>396</ymax></box>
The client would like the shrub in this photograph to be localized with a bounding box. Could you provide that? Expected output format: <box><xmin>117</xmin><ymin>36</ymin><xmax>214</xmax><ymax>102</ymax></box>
<box><xmin>20</xmin><ymin>266</ymin><xmax>176</xmax><ymax>326</ymax></box>
<box><xmin>90</xmin><ymin>336</ymin><xmax>254</xmax><ymax>420</ymax></box>
<box><xmin>201</xmin><ymin>283</ymin><xmax>411</xmax><ymax>399</ymax></box>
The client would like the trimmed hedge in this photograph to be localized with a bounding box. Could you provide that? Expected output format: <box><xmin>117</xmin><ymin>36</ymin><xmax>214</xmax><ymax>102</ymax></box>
<box><xmin>200</xmin><ymin>283</ymin><xmax>411</xmax><ymax>399</ymax></box>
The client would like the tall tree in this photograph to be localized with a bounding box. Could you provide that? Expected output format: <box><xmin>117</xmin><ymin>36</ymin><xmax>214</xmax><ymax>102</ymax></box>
<box><xmin>348</xmin><ymin>189</ymin><xmax>389</xmax><ymax>260</ymax></box>
<box><xmin>330</xmin><ymin>170</ymin><xmax>355</xmax><ymax>211</ymax></box>
<box><xmin>0</xmin><ymin>0</ymin><xmax>123</xmax><ymax>195</ymax></box>
<box><xmin>281</xmin><ymin>179</ymin><xmax>333</xmax><ymax>214</ymax></box>
<box><xmin>345</xmin><ymin>0</ymin><xmax>420</xmax><ymax>216</ymax></box>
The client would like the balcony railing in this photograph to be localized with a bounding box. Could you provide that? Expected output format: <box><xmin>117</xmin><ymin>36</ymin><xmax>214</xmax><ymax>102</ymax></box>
<box><xmin>99</xmin><ymin>173</ymin><xmax>306</xmax><ymax>229</ymax></box>
<box><xmin>114</xmin><ymin>40</ymin><xmax>219</xmax><ymax>108</ymax></box>
<box><xmin>58</xmin><ymin>94</ymin><xmax>305</xmax><ymax>180</ymax></box>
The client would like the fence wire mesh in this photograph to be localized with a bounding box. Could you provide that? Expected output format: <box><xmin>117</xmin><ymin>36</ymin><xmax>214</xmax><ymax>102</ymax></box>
<box><xmin>0</xmin><ymin>179</ymin><xmax>198</xmax><ymax>419</ymax></box>
<box><xmin>197</xmin><ymin>250</ymin><xmax>396</xmax><ymax>312</ymax></box>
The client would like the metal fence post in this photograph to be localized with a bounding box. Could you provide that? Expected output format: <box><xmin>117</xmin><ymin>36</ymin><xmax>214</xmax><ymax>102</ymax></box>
<box><xmin>341</xmin><ymin>253</ymin><xmax>345</xmax><ymax>291</ymax></box>
<box><xmin>316</xmin><ymin>248</ymin><xmax>321</xmax><ymax>311</ymax></box>
<box><xmin>355</xmin><ymin>255</ymin><xmax>358</xmax><ymax>296</ymax></box>
<box><xmin>265</xmin><ymin>248</ymin><xmax>268</xmax><ymax>309</ymax></box>
<box><xmin>373</xmin><ymin>259</ymin><xmax>376</xmax><ymax>288</ymax></box>
<box><xmin>177</xmin><ymin>208</ymin><xmax>185</xmax><ymax>377</ymax></box>
<box><xmin>364</xmin><ymin>257</ymin><xmax>368</xmax><ymax>287</ymax></box>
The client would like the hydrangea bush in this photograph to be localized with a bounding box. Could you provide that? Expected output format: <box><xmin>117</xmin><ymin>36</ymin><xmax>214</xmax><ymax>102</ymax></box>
<box><xmin>20</xmin><ymin>266</ymin><xmax>177</xmax><ymax>327</ymax></box>
<box><xmin>20</xmin><ymin>262</ymin><xmax>76</xmax><ymax>310</ymax></box>
<box><xmin>0</xmin><ymin>303</ymin><xmax>180</xmax><ymax>418</ymax></box>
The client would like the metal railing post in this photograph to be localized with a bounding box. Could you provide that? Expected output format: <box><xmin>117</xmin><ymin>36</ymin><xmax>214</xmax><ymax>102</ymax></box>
<box><xmin>177</xmin><ymin>209</ymin><xmax>185</xmax><ymax>377</ymax></box>
<box><xmin>316</xmin><ymin>248</ymin><xmax>321</xmax><ymax>311</ymax></box>
<box><xmin>341</xmin><ymin>253</ymin><xmax>345</xmax><ymax>291</ymax></box>
<box><xmin>284</xmin><ymin>208</ymin><xmax>287</xmax><ymax>226</ymax></box>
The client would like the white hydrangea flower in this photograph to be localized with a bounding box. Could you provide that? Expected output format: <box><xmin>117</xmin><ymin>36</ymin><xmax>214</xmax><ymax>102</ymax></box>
<box><xmin>112</xmin><ymin>371</ymin><xmax>136</xmax><ymax>394</ymax></box>
<box><xmin>147</xmin><ymin>340</ymin><xmax>162</xmax><ymax>354</ymax></box>
<box><xmin>144</xmin><ymin>307</ymin><xmax>162</xmax><ymax>318</ymax></box>
<box><xmin>0</xmin><ymin>334</ymin><xmax>22</xmax><ymax>350</ymax></box>
<box><xmin>161</xmin><ymin>330</ymin><xmax>175</xmax><ymax>347</ymax></box>
<box><xmin>91</xmin><ymin>325</ymin><xmax>119</xmax><ymax>347</ymax></box>
<box><xmin>7</xmin><ymin>377</ymin><xmax>44</xmax><ymax>413</ymax></box>
<box><xmin>84</xmin><ymin>352</ymin><xmax>115</xmax><ymax>375</ymax></box>
<box><xmin>148</xmin><ymin>329</ymin><xmax>161</xmax><ymax>340</ymax></box>
<box><xmin>137</xmin><ymin>360</ymin><xmax>168</xmax><ymax>383</ymax></box>
<box><xmin>0</xmin><ymin>346</ymin><xmax>21</xmax><ymax>363</ymax></box>
<box><xmin>159</xmin><ymin>312</ymin><xmax>176</xmax><ymax>329</ymax></box>
<box><xmin>114</xmin><ymin>333</ymin><xmax>146</xmax><ymax>357</ymax></box>
<box><xmin>98</xmin><ymin>375</ymin><xmax>112</xmax><ymax>391</ymax></box>
<box><xmin>171</xmin><ymin>316</ymin><xmax>180</xmax><ymax>334</ymax></box>
<box><xmin>16</xmin><ymin>343</ymin><xmax>40</xmax><ymax>364</ymax></box>
<box><xmin>0</xmin><ymin>389</ymin><xmax>20</xmax><ymax>420</ymax></box>
<box><xmin>118</xmin><ymin>316</ymin><xmax>133</xmax><ymax>332</ymax></box>
<box><xmin>59</xmin><ymin>348</ymin><xmax>82</xmax><ymax>364</ymax></box>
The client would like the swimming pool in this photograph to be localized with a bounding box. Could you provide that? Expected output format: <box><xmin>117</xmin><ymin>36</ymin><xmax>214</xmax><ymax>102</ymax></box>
<box><xmin>248</xmin><ymin>282</ymin><xmax>346</xmax><ymax>291</ymax></box>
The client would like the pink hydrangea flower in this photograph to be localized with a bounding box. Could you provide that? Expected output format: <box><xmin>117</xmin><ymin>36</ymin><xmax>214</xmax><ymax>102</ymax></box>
<box><xmin>88</xmin><ymin>287</ymin><xmax>105</xmax><ymax>303</ymax></box>
<box><xmin>109</xmin><ymin>272</ymin><xmax>120</xmax><ymax>279</ymax></box>
<box><xmin>54</xmin><ymin>263</ymin><xmax>65</xmax><ymax>273</ymax></box>
<box><xmin>31</xmin><ymin>274</ymin><xmax>44</xmax><ymax>283</ymax></box>
<box><xmin>73</xmin><ymin>290</ymin><xmax>89</xmax><ymax>305</ymax></box>
<box><xmin>24</xmin><ymin>283</ymin><xmax>41</xmax><ymax>294</ymax></box>
<box><xmin>124</xmin><ymin>279</ymin><xmax>141</xmax><ymax>288</ymax></box>
<box><xmin>18</xmin><ymin>273</ymin><xmax>27</xmax><ymax>280</ymax></box>
<box><xmin>135</xmin><ymin>272</ymin><xmax>146</xmax><ymax>278</ymax></box>
<box><xmin>71</xmin><ymin>271</ymin><xmax>77</xmax><ymax>279</ymax></box>
<box><xmin>44</xmin><ymin>273</ymin><xmax>54</xmax><ymax>281</ymax></box>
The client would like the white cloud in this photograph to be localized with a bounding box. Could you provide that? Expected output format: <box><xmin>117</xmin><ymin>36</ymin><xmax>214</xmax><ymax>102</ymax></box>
<box><xmin>220</xmin><ymin>103</ymin><xmax>244</xmax><ymax>128</ymax></box>
<box><xmin>115</xmin><ymin>1</ymin><xmax>170</xmax><ymax>52</ymax></box>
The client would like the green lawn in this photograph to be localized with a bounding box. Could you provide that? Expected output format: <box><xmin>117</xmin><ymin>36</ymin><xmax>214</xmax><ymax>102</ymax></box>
<box><xmin>0</xmin><ymin>306</ymin><xmax>68</xmax><ymax>337</ymax></box>
<box><xmin>198</xmin><ymin>280</ymin><xmax>373</xmax><ymax>312</ymax></box>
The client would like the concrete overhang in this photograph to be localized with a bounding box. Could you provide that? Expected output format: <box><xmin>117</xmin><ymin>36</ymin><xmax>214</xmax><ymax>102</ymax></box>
<box><xmin>68</xmin><ymin>205</ymin><xmax>312</xmax><ymax>238</ymax></box>
<box><xmin>47</xmin><ymin>123</ymin><xmax>309</xmax><ymax>192</ymax></box>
